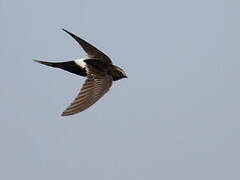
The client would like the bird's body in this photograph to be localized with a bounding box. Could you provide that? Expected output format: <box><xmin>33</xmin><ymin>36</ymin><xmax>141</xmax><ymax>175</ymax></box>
<box><xmin>35</xmin><ymin>29</ymin><xmax>127</xmax><ymax>116</ymax></box>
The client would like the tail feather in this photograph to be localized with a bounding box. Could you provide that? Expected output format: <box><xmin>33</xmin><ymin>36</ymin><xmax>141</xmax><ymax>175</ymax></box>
<box><xmin>33</xmin><ymin>59</ymin><xmax>87</xmax><ymax>76</ymax></box>
<box><xmin>33</xmin><ymin>59</ymin><xmax>63</xmax><ymax>68</ymax></box>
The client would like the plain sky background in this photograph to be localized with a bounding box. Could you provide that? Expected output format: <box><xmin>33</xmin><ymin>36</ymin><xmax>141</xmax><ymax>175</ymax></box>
<box><xmin>1</xmin><ymin>0</ymin><xmax>240</xmax><ymax>179</ymax></box>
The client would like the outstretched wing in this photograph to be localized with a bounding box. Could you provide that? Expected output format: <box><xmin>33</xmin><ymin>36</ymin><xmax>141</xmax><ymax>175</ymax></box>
<box><xmin>62</xmin><ymin>29</ymin><xmax>112</xmax><ymax>63</ymax></box>
<box><xmin>61</xmin><ymin>65</ymin><xmax>113</xmax><ymax>116</ymax></box>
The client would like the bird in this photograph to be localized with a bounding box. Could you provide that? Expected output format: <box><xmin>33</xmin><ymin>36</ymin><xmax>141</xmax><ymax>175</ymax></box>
<box><xmin>34</xmin><ymin>29</ymin><xmax>127</xmax><ymax>116</ymax></box>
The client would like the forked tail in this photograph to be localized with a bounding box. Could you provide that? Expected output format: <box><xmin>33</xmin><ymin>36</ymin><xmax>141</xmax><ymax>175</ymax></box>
<box><xmin>33</xmin><ymin>59</ymin><xmax>87</xmax><ymax>76</ymax></box>
<box><xmin>33</xmin><ymin>59</ymin><xmax>65</xmax><ymax>68</ymax></box>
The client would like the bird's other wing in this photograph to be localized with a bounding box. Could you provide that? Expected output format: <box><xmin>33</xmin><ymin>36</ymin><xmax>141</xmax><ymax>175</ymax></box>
<box><xmin>61</xmin><ymin>64</ymin><xmax>113</xmax><ymax>116</ymax></box>
<box><xmin>62</xmin><ymin>29</ymin><xmax>112</xmax><ymax>63</ymax></box>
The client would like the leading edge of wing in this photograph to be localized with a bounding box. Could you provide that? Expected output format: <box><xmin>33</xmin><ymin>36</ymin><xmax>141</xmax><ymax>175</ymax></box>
<box><xmin>62</xmin><ymin>28</ymin><xmax>111</xmax><ymax>61</ymax></box>
<box><xmin>61</xmin><ymin>65</ymin><xmax>113</xmax><ymax>116</ymax></box>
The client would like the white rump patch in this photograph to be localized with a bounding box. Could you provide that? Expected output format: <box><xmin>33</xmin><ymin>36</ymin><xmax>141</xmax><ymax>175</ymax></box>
<box><xmin>74</xmin><ymin>58</ymin><xmax>87</xmax><ymax>68</ymax></box>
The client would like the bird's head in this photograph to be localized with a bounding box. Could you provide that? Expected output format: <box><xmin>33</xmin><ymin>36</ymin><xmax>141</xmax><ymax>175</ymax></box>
<box><xmin>112</xmin><ymin>65</ymin><xmax>127</xmax><ymax>81</ymax></box>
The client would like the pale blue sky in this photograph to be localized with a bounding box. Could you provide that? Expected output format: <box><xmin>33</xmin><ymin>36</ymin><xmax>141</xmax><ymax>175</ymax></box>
<box><xmin>1</xmin><ymin>0</ymin><xmax>240</xmax><ymax>179</ymax></box>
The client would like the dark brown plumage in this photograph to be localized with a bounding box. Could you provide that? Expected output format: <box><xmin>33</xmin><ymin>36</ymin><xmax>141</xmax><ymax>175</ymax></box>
<box><xmin>34</xmin><ymin>29</ymin><xmax>127</xmax><ymax>116</ymax></box>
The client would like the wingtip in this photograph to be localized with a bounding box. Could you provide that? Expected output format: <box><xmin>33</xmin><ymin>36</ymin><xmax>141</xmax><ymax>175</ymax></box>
<box><xmin>61</xmin><ymin>109</ymin><xmax>70</xmax><ymax>116</ymax></box>
<box><xmin>61</xmin><ymin>112</ymin><xmax>71</xmax><ymax>117</ymax></box>
<box><xmin>62</xmin><ymin>28</ymin><xmax>70</xmax><ymax>34</ymax></box>
<box><xmin>61</xmin><ymin>112</ymin><xmax>66</xmax><ymax>116</ymax></box>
